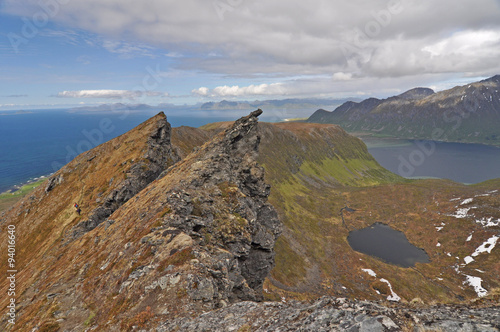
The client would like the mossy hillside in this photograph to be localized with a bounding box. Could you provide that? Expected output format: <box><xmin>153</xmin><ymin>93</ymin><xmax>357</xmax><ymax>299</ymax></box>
<box><xmin>170</xmin><ymin>125</ymin><xmax>213</xmax><ymax>158</ymax></box>
<box><xmin>267</xmin><ymin>173</ymin><xmax>500</xmax><ymax>303</ymax></box>
<box><xmin>257</xmin><ymin>122</ymin><xmax>402</xmax><ymax>186</ymax></box>
<box><xmin>248</xmin><ymin>122</ymin><xmax>499</xmax><ymax>304</ymax></box>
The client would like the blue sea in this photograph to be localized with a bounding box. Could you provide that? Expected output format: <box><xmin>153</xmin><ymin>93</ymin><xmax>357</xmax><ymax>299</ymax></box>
<box><xmin>0</xmin><ymin>108</ymin><xmax>246</xmax><ymax>193</ymax></box>
<box><xmin>2</xmin><ymin>109</ymin><xmax>500</xmax><ymax>193</ymax></box>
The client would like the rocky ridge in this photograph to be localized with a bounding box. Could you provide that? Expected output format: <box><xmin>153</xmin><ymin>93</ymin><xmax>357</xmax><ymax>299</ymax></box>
<box><xmin>158</xmin><ymin>296</ymin><xmax>500</xmax><ymax>331</ymax></box>
<box><xmin>0</xmin><ymin>110</ymin><xmax>282</xmax><ymax>331</ymax></box>
<box><xmin>71</xmin><ymin>113</ymin><xmax>180</xmax><ymax>238</ymax></box>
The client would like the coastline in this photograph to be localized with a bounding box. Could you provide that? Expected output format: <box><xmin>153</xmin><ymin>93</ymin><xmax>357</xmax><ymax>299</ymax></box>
<box><xmin>0</xmin><ymin>176</ymin><xmax>50</xmax><ymax>213</ymax></box>
<box><xmin>3</xmin><ymin>175</ymin><xmax>50</xmax><ymax>194</ymax></box>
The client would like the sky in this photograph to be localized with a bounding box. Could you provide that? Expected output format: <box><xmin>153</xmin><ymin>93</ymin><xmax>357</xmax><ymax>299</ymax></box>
<box><xmin>1</xmin><ymin>0</ymin><xmax>500</xmax><ymax>110</ymax></box>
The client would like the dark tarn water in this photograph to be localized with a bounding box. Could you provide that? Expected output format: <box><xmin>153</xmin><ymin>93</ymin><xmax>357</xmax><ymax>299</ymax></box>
<box><xmin>347</xmin><ymin>223</ymin><xmax>430</xmax><ymax>268</ymax></box>
<box><xmin>365</xmin><ymin>139</ymin><xmax>500</xmax><ymax>184</ymax></box>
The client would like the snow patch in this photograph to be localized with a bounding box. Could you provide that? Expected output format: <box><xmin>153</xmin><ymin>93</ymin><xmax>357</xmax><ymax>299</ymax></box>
<box><xmin>466</xmin><ymin>234</ymin><xmax>473</xmax><ymax>242</ymax></box>
<box><xmin>475</xmin><ymin>217</ymin><xmax>500</xmax><ymax>227</ymax></box>
<box><xmin>448</xmin><ymin>207</ymin><xmax>471</xmax><ymax>218</ymax></box>
<box><xmin>460</xmin><ymin>198</ymin><xmax>473</xmax><ymax>205</ymax></box>
<box><xmin>361</xmin><ymin>269</ymin><xmax>377</xmax><ymax>277</ymax></box>
<box><xmin>379</xmin><ymin>278</ymin><xmax>400</xmax><ymax>302</ymax></box>
<box><xmin>464</xmin><ymin>256</ymin><xmax>474</xmax><ymax>265</ymax></box>
<box><xmin>471</xmin><ymin>235</ymin><xmax>498</xmax><ymax>257</ymax></box>
<box><xmin>463</xmin><ymin>275</ymin><xmax>488</xmax><ymax>297</ymax></box>
<box><xmin>436</xmin><ymin>242</ymin><xmax>441</xmax><ymax>247</ymax></box>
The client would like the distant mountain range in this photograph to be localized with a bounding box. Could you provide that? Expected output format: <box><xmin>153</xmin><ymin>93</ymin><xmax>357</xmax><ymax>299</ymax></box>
<box><xmin>69</xmin><ymin>102</ymin><xmax>178</xmax><ymax>112</ymax></box>
<box><xmin>70</xmin><ymin>98</ymin><xmax>359</xmax><ymax>115</ymax></box>
<box><xmin>199</xmin><ymin>98</ymin><xmax>357</xmax><ymax>111</ymax></box>
<box><xmin>307</xmin><ymin>75</ymin><xmax>500</xmax><ymax>145</ymax></box>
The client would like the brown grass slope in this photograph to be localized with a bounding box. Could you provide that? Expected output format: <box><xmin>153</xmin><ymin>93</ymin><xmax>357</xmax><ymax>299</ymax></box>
<box><xmin>0</xmin><ymin>112</ymin><xmax>178</xmax><ymax>330</ymax></box>
<box><xmin>1</xmin><ymin>114</ymin><xmax>498</xmax><ymax>331</ymax></box>
<box><xmin>0</xmin><ymin>111</ymin><xmax>281</xmax><ymax>331</ymax></box>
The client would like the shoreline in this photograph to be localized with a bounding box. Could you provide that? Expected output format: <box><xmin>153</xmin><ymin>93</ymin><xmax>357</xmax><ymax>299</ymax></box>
<box><xmin>354</xmin><ymin>133</ymin><xmax>500</xmax><ymax>149</ymax></box>
<box><xmin>0</xmin><ymin>176</ymin><xmax>50</xmax><ymax>213</ymax></box>
<box><xmin>1</xmin><ymin>174</ymin><xmax>52</xmax><ymax>195</ymax></box>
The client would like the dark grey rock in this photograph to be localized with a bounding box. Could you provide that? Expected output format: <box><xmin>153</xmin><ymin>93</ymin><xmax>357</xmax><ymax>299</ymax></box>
<box><xmin>45</xmin><ymin>174</ymin><xmax>63</xmax><ymax>193</ymax></box>
<box><xmin>161</xmin><ymin>110</ymin><xmax>282</xmax><ymax>303</ymax></box>
<box><xmin>157</xmin><ymin>296</ymin><xmax>500</xmax><ymax>332</ymax></box>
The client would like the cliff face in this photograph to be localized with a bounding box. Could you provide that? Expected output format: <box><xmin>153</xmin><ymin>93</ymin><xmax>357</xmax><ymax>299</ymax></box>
<box><xmin>0</xmin><ymin>110</ymin><xmax>281</xmax><ymax>331</ymax></box>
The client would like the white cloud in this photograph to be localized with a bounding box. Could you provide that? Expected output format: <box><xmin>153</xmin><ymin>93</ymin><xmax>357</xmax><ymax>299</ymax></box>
<box><xmin>76</xmin><ymin>55</ymin><xmax>91</xmax><ymax>65</ymax></box>
<box><xmin>192</xmin><ymin>87</ymin><xmax>209</xmax><ymax>96</ymax></box>
<box><xmin>56</xmin><ymin>90</ymin><xmax>167</xmax><ymax>99</ymax></box>
<box><xmin>332</xmin><ymin>72</ymin><xmax>353</xmax><ymax>81</ymax></box>
<box><xmin>422</xmin><ymin>30</ymin><xmax>500</xmax><ymax>57</ymax></box>
<box><xmin>166</xmin><ymin>52</ymin><xmax>183</xmax><ymax>58</ymax></box>
<box><xmin>192</xmin><ymin>83</ymin><xmax>287</xmax><ymax>98</ymax></box>
<box><xmin>145</xmin><ymin>91</ymin><xmax>169</xmax><ymax>97</ymax></box>
<box><xmin>101</xmin><ymin>40</ymin><xmax>156</xmax><ymax>58</ymax></box>
<box><xmin>5</xmin><ymin>0</ymin><xmax>500</xmax><ymax>80</ymax></box>
<box><xmin>3</xmin><ymin>0</ymin><xmax>500</xmax><ymax>101</ymax></box>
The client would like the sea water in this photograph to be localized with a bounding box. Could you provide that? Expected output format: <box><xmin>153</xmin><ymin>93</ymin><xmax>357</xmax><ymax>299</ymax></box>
<box><xmin>0</xmin><ymin>109</ymin><xmax>233</xmax><ymax>193</ymax></box>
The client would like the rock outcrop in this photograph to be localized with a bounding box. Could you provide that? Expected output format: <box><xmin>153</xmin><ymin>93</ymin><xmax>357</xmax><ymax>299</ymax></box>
<box><xmin>71</xmin><ymin>114</ymin><xmax>179</xmax><ymax>238</ymax></box>
<box><xmin>158</xmin><ymin>296</ymin><xmax>500</xmax><ymax>331</ymax></box>
<box><xmin>0</xmin><ymin>110</ymin><xmax>282</xmax><ymax>331</ymax></box>
<box><xmin>145</xmin><ymin>109</ymin><xmax>282</xmax><ymax>302</ymax></box>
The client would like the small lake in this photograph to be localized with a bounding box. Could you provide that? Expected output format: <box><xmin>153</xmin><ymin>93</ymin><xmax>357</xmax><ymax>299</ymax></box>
<box><xmin>347</xmin><ymin>223</ymin><xmax>430</xmax><ymax>268</ymax></box>
<box><xmin>364</xmin><ymin>139</ymin><xmax>500</xmax><ymax>184</ymax></box>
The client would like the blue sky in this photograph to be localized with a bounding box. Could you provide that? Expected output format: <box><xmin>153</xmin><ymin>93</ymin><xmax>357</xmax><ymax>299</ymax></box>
<box><xmin>1</xmin><ymin>0</ymin><xmax>500</xmax><ymax>110</ymax></box>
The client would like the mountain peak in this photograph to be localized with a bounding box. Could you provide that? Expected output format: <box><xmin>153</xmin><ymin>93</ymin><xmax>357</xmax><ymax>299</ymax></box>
<box><xmin>307</xmin><ymin>76</ymin><xmax>500</xmax><ymax>145</ymax></box>
<box><xmin>0</xmin><ymin>110</ymin><xmax>281</xmax><ymax>330</ymax></box>
<box><xmin>480</xmin><ymin>74</ymin><xmax>500</xmax><ymax>84</ymax></box>
<box><xmin>397</xmin><ymin>87</ymin><xmax>434</xmax><ymax>100</ymax></box>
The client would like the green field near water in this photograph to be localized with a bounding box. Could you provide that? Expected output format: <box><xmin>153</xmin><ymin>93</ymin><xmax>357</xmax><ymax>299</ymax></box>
<box><xmin>0</xmin><ymin>179</ymin><xmax>47</xmax><ymax>213</ymax></box>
